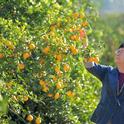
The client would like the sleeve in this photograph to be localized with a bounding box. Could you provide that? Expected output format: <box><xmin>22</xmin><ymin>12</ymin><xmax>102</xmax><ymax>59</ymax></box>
<box><xmin>84</xmin><ymin>62</ymin><xmax>110</xmax><ymax>81</ymax></box>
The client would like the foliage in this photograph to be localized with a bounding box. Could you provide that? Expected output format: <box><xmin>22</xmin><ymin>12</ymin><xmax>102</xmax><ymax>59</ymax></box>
<box><xmin>96</xmin><ymin>14</ymin><xmax>124</xmax><ymax>66</ymax></box>
<box><xmin>0</xmin><ymin>0</ymin><xmax>103</xmax><ymax>124</ymax></box>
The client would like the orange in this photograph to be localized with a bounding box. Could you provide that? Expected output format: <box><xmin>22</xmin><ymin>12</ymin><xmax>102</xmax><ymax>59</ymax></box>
<box><xmin>88</xmin><ymin>57</ymin><xmax>99</xmax><ymax>63</ymax></box>
<box><xmin>42</xmin><ymin>86</ymin><xmax>49</xmax><ymax>92</ymax></box>
<box><xmin>0</xmin><ymin>53</ymin><xmax>4</xmax><ymax>59</ymax></box>
<box><xmin>42</xmin><ymin>46</ymin><xmax>50</xmax><ymax>54</ymax></box>
<box><xmin>39</xmin><ymin>80</ymin><xmax>46</xmax><ymax>86</ymax></box>
<box><xmin>47</xmin><ymin>93</ymin><xmax>53</xmax><ymax>97</ymax></box>
<box><xmin>70</xmin><ymin>46</ymin><xmax>78</xmax><ymax>55</ymax></box>
<box><xmin>52</xmin><ymin>76</ymin><xmax>57</xmax><ymax>81</ymax></box>
<box><xmin>57</xmin><ymin>71</ymin><xmax>63</xmax><ymax>77</ymax></box>
<box><xmin>70</xmin><ymin>35</ymin><xmax>79</xmax><ymax>41</ymax></box>
<box><xmin>94</xmin><ymin>57</ymin><xmax>99</xmax><ymax>63</ymax></box>
<box><xmin>26</xmin><ymin>114</ymin><xmax>33</xmax><ymax>122</ymax></box>
<box><xmin>82</xmin><ymin>21</ymin><xmax>89</xmax><ymax>27</ymax></box>
<box><xmin>55</xmin><ymin>54</ymin><xmax>62</xmax><ymax>61</ymax></box>
<box><xmin>54</xmin><ymin>66</ymin><xmax>63</xmax><ymax>76</ymax></box>
<box><xmin>23</xmin><ymin>52</ymin><xmax>31</xmax><ymax>59</ymax></box>
<box><xmin>79</xmin><ymin>29</ymin><xmax>86</xmax><ymax>39</ymax></box>
<box><xmin>55</xmin><ymin>66</ymin><xmax>60</xmax><ymax>73</ymax></box>
<box><xmin>56</xmin><ymin>82</ymin><xmax>63</xmax><ymax>89</ymax></box>
<box><xmin>35</xmin><ymin>116</ymin><xmax>42</xmax><ymax>124</ymax></box>
<box><xmin>72</xmin><ymin>48</ymin><xmax>78</xmax><ymax>55</ymax></box>
<box><xmin>69</xmin><ymin>28</ymin><xmax>75</xmax><ymax>32</ymax></box>
<box><xmin>23</xmin><ymin>96</ymin><xmax>29</xmax><ymax>102</ymax></box>
<box><xmin>66</xmin><ymin>90</ymin><xmax>75</xmax><ymax>97</ymax></box>
<box><xmin>73</xmin><ymin>12</ymin><xmax>79</xmax><ymax>19</ymax></box>
<box><xmin>63</xmin><ymin>64</ymin><xmax>70</xmax><ymax>72</ymax></box>
<box><xmin>29</xmin><ymin>43</ymin><xmax>36</xmax><ymax>50</ymax></box>
<box><xmin>70</xmin><ymin>45</ymin><xmax>75</xmax><ymax>50</ymax></box>
<box><xmin>54</xmin><ymin>93</ymin><xmax>60</xmax><ymax>100</ymax></box>
<box><xmin>18</xmin><ymin>63</ymin><xmax>25</xmax><ymax>70</ymax></box>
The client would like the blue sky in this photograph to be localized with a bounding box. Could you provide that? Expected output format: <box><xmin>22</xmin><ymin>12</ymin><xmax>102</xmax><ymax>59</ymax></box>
<box><xmin>94</xmin><ymin>0</ymin><xmax>124</xmax><ymax>14</ymax></box>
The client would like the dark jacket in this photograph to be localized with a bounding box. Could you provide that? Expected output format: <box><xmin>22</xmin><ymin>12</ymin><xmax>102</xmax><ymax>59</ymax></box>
<box><xmin>85</xmin><ymin>62</ymin><xmax>124</xmax><ymax>124</ymax></box>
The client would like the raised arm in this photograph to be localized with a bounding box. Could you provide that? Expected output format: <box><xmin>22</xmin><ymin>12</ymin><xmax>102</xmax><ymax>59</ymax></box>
<box><xmin>84</xmin><ymin>61</ymin><xmax>110</xmax><ymax>81</ymax></box>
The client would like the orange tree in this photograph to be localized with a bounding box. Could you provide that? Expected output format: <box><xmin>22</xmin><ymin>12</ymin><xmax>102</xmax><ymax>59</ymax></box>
<box><xmin>0</xmin><ymin>0</ymin><xmax>103</xmax><ymax>124</ymax></box>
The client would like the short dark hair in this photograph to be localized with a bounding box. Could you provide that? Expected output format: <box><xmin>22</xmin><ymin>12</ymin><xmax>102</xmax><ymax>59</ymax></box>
<box><xmin>119</xmin><ymin>43</ymin><xmax>124</xmax><ymax>49</ymax></box>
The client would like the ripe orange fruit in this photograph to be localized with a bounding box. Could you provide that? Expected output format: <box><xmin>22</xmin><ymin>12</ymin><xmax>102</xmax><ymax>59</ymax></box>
<box><xmin>55</xmin><ymin>66</ymin><xmax>60</xmax><ymax>73</ymax></box>
<box><xmin>70</xmin><ymin>35</ymin><xmax>79</xmax><ymax>41</ymax></box>
<box><xmin>54</xmin><ymin>93</ymin><xmax>60</xmax><ymax>100</ymax></box>
<box><xmin>70</xmin><ymin>45</ymin><xmax>75</xmax><ymax>50</ymax></box>
<box><xmin>26</xmin><ymin>114</ymin><xmax>33</xmax><ymax>122</ymax></box>
<box><xmin>35</xmin><ymin>116</ymin><xmax>42</xmax><ymax>124</ymax></box>
<box><xmin>47</xmin><ymin>93</ymin><xmax>53</xmax><ymax>97</ymax></box>
<box><xmin>63</xmin><ymin>64</ymin><xmax>70</xmax><ymax>72</ymax></box>
<box><xmin>82</xmin><ymin>21</ymin><xmax>88</xmax><ymax>27</ymax></box>
<box><xmin>54</xmin><ymin>66</ymin><xmax>63</xmax><ymax>76</ymax></box>
<box><xmin>79</xmin><ymin>29</ymin><xmax>86</xmax><ymax>40</ymax></box>
<box><xmin>39</xmin><ymin>80</ymin><xmax>46</xmax><ymax>86</ymax></box>
<box><xmin>18</xmin><ymin>63</ymin><xmax>25</xmax><ymax>70</ymax></box>
<box><xmin>70</xmin><ymin>46</ymin><xmax>78</xmax><ymax>55</ymax></box>
<box><xmin>55</xmin><ymin>54</ymin><xmax>62</xmax><ymax>61</ymax></box>
<box><xmin>0</xmin><ymin>53</ymin><xmax>4</xmax><ymax>59</ymax></box>
<box><xmin>88</xmin><ymin>57</ymin><xmax>99</xmax><ymax>63</ymax></box>
<box><xmin>42</xmin><ymin>46</ymin><xmax>50</xmax><ymax>54</ymax></box>
<box><xmin>29</xmin><ymin>43</ymin><xmax>36</xmax><ymax>50</ymax></box>
<box><xmin>66</xmin><ymin>90</ymin><xmax>75</xmax><ymax>97</ymax></box>
<box><xmin>23</xmin><ymin>52</ymin><xmax>31</xmax><ymax>59</ymax></box>
<box><xmin>72</xmin><ymin>49</ymin><xmax>78</xmax><ymax>55</ymax></box>
<box><xmin>73</xmin><ymin>12</ymin><xmax>79</xmax><ymax>19</ymax></box>
<box><xmin>42</xmin><ymin>86</ymin><xmax>49</xmax><ymax>92</ymax></box>
<box><xmin>57</xmin><ymin>71</ymin><xmax>63</xmax><ymax>77</ymax></box>
<box><xmin>69</xmin><ymin>28</ymin><xmax>75</xmax><ymax>32</ymax></box>
<box><xmin>52</xmin><ymin>76</ymin><xmax>57</xmax><ymax>81</ymax></box>
<box><xmin>56</xmin><ymin>82</ymin><xmax>63</xmax><ymax>89</ymax></box>
<box><xmin>23</xmin><ymin>96</ymin><xmax>29</xmax><ymax>102</ymax></box>
<box><xmin>70</xmin><ymin>46</ymin><xmax>74</xmax><ymax>52</ymax></box>
<box><xmin>94</xmin><ymin>57</ymin><xmax>99</xmax><ymax>63</ymax></box>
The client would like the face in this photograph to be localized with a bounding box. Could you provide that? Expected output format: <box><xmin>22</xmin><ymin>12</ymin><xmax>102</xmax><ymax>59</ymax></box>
<box><xmin>115</xmin><ymin>48</ymin><xmax>124</xmax><ymax>65</ymax></box>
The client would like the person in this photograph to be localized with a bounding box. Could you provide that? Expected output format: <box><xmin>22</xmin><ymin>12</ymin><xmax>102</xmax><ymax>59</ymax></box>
<box><xmin>84</xmin><ymin>43</ymin><xmax>124</xmax><ymax>124</ymax></box>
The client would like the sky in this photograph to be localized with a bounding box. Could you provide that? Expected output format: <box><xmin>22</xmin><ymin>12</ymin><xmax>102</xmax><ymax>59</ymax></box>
<box><xmin>94</xmin><ymin>0</ymin><xmax>124</xmax><ymax>14</ymax></box>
